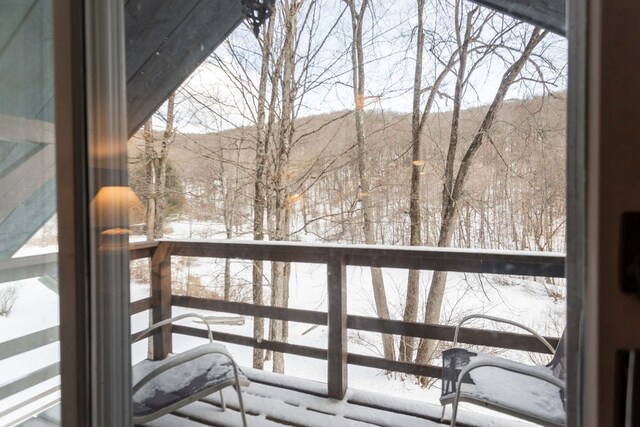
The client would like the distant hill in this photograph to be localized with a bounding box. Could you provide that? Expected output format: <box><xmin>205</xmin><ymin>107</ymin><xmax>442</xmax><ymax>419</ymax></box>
<box><xmin>129</xmin><ymin>93</ymin><xmax>567</xmax><ymax>250</ymax></box>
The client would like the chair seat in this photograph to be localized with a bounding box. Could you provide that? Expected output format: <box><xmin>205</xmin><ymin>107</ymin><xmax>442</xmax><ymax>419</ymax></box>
<box><xmin>440</xmin><ymin>349</ymin><xmax>565</xmax><ymax>427</ymax></box>
<box><xmin>132</xmin><ymin>343</ymin><xmax>249</xmax><ymax>422</ymax></box>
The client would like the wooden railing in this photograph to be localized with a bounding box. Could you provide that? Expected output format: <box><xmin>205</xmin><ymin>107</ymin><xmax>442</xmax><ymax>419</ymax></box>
<box><xmin>133</xmin><ymin>239</ymin><xmax>565</xmax><ymax>399</ymax></box>
<box><xmin>0</xmin><ymin>240</ymin><xmax>564</xmax><ymax>416</ymax></box>
<box><xmin>0</xmin><ymin>254</ymin><xmax>61</xmax><ymax>422</ymax></box>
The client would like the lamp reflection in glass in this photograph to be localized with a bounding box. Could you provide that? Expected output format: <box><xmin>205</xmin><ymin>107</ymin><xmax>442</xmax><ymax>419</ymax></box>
<box><xmin>90</xmin><ymin>186</ymin><xmax>143</xmax><ymax>236</ymax></box>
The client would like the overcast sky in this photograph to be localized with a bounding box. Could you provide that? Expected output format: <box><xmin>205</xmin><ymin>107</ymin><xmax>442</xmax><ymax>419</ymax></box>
<box><xmin>161</xmin><ymin>0</ymin><xmax>567</xmax><ymax>134</ymax></box>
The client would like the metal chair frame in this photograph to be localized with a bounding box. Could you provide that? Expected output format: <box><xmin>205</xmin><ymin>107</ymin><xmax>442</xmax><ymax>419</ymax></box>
<box><xmin>441</xmin><ymin>314</ymin><xmax>565</xmax><ymax>427</ymax></box>
<box><xmin>132</xmin><ymin>313</ymin><xmax>248</xmax><ymax>426</ymax></box>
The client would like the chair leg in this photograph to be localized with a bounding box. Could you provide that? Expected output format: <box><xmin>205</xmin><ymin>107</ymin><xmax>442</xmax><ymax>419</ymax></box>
<box><xmin>236</xmin><ymin>382</ymin><xmax>247</xmax><ymax>427</ymax></box>
<box><xmin>440</xmin><ymin>404</ymin><xmax>447</xmax><ymax>422</ymax></box>
<box><xmin>219</xmin><ymin>390</ymin><xmax>226</xmax><ymax>411</ymax></box>
<box><xmin>229</xmin><ymin>363</ymin><xmax>248</xmax><ymax>427</ymax></box>
<box><xmin>450</xmin><ymin>392</ymin><xmax>461</xmax><ymax>427</ymax></box>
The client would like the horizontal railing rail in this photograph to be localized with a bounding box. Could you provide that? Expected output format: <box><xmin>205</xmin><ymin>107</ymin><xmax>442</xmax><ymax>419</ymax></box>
<box><xmin>134</xmin><ymin>239</ymin><xmax>565</xmax><ymax>400</ymax></box>
<box><xmin>0</xmin><ymin>363</ymin><xmax>60</xmax><ymax>402</ymax></box>
<box><xmin>0</xmin><ymin>327</ymin><xmax>59</xmax><ymax>362</ymax></box>
<box><xmin>130</xmin><ymin>240</ymin><xmax>159</xmax><ymax>260</ymax></box>
<box><xmin>0</xmin><ymin>253</ymin><xmax>57</xmax><ymax>283</ymax></box>
<box><xmin>165</xmin><ymin>239</ymin><xmax>565</xmax><ymax>277</ymax></box>
<box><xmin>0</xmin><ymin>244</ymin><xmax>155</xmax><ymax>419</ymax></box>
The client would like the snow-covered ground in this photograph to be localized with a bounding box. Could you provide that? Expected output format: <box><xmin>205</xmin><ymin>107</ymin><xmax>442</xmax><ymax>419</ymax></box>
<box><xmin>0</xmin><ymin>219</ymin><xmax>565</xmax><ymax>426</ymax></box>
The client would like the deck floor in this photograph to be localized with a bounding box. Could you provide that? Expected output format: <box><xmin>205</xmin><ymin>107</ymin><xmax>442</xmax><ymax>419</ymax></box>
<box><xmin>140</xmin><ymin>369</ymin><xmax>523</xmax><ymax>427</ymax></box>
<box><xmin>144</xmin><ymin>379</ymin><xmax>435</xmax><ymax>427</ymax></box>
<box><xmin>19</xmin><ymin>369</ymin><xmax>526</xmax><ymax>427</ymax></box>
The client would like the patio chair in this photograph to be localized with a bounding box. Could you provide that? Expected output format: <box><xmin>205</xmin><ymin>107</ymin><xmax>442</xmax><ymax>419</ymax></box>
<box><xmin>440</xmin><ymin>314</ymin><xmax>565</xmax><ymax>427</ymax></box>
<box><xmin>131</xmin><ymin>313</ymin><xmax>249</xmax><ymax>426</ymax></box>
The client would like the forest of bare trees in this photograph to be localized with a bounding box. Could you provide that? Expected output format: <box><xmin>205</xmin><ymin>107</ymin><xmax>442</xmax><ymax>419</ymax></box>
<box><xmin>129</xmin><ymin>0</ymin><xmax>567</xmax><ymax>380</ymax></box>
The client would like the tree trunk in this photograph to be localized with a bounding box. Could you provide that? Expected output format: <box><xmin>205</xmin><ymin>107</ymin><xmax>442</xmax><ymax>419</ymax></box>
<box><xmin>269</xmin><ymin>0</ymin><xmax>299</xmax><ymax>373</ymax></box>
<box><xmin>143</xmin><ymin>92</ymin><xmax>175</xmax><ymax>360</ymax></box>
<box><xmin>143</xmin><ymin>119</ymin><xmax>156</xmax><ymax>360</ymax></box>
<box><xmin>144</xmin><ymin>119</ymin><xmax>156</xmax><ymax>242</ymax></box>
<box><xmin>347</xmin><ymin>0</ymin><xmax>395</xmax><ymax>361</ymax></box>
<box><xmin>400</xmin><ymin>0</ymin><xmax>426</xmax><ymax>363</ymax></box>
<box><xmin>251</xmin><ymin>8</ymin><xmax>276</xmax><ymax>370</ymax></box>
<box><xmin>400</xmin><ymin>0</ymin><xmax>461</xmax><ymax>363</ymax></box>
<box><xmin>415</xmin><ymin>27</ymin><xmax>547</xmax><ymax>370</ymax></box>
<box><xmin>153</xmin><ymin>92</ymin><xmax>175</xmax><ymax>238</ymax></box>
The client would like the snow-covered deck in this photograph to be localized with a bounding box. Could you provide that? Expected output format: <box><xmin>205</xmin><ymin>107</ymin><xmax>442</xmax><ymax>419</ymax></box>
<box><xmin>7</xmin><ymin>238</ymin><xmax>562</xmax><ymax>427</ymax></box>
<box><xmin>20</xmin><ymin>368</ymin><xmax>527</xmax><ymax>427</ymax></box>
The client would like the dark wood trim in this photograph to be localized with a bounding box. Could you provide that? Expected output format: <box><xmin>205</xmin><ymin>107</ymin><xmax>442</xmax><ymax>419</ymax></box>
<box><xmin>53</xmin><ymin>0</ymin><xmax>91</xmax><ymax>423</ymax></box>
<box><xmin>129</xmin><ymin>240</ymin><xmax>159</xmax><ymax>260</ymax></box>
<box><xmin>468</xmin><ymin>0</ymin><xmax>565</xmax><ymax>36</ymax></box>
<box><xmin>0</xmin><ymin>326</ymin><xmax>59</xmax><ymax>362</ymax></box>
<box><xmin>583</xmin><ymin>0</ymin><xmax>640</xmax><ymax>424</ymax></box>
<box><xmin>566</xmin><ymin>0</ymin><xmax>586</xmax><ymax>422</ymax></box>
<box><xmin>173</xmin><ymin>325</ymin><xmax>327</xmax><ymax>360</ymax></box>
<box><xmin>130</xmin><ymin>297</ymin><xmax>153</xmax><ymax>315</ymax></box>
<box><xmin>172</xmin><ymin>295</ymin><xmax>327</xmax><ymax>325</ymax></box>
<box><xmin>84</xmin><ymin>0</ymin><xmax>132</xmax><ymax>423</ymax></box>
<box><xmin>327</xmin><ymin>254</ymin><xmax>347</xmax><ymax>399</ymax></box>
<box><xmin>166</xmin><ymin>239</ymin><xmax>331</xmax><ymax>263</ymax></box>
<box><xmin>348</xmin><ymin>315</ymin><xmax>559</xmax><ymax>354</ymax></box>
<box><xmin>125</xmin><ymin>0</ymin><xmax>243</xmax><ymax>135</ymax></box>
<box><xmin>151</xmin><ymin>242</ymin><xmax>172</xmax><ymax>359</ymax></box>
<box><xmin>347</xmin><ymin>353</ymin><xmax>442</xmax><ymax>379</ymax></box>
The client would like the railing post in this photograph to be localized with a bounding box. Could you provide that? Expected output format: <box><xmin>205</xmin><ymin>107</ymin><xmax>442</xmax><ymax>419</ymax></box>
<box><xmin>327</xmin><ymin>253</ymin><xmax>347</xmax><ymax>399</ymax></box>
<box><xmin>150</xmin><ymin>242</ymin><xmax>172</xmax><ymax>360</ymax></box>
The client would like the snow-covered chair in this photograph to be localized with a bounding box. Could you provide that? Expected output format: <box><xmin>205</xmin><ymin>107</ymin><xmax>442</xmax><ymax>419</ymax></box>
<box><xmin>131</xmin><ymin>314</ymin><xmax>249</xmax><ymax>425</ymax></box>
<box><xmin>440</xmin><ymin>315</ymin><xmax>565</xmax><ymax>427</ymax></box>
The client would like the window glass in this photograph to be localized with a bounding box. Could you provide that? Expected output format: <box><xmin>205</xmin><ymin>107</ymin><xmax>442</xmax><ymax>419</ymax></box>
<box><xmin>0</xmin><ymin>1</ymin><xmax>61</xmax><ymax>425</ymax></box>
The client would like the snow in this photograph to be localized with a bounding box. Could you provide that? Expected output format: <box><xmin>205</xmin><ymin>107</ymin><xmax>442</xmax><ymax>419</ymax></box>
<box><xmin>132</xmin><ymin>349</ymin><xmax>247</xmax><ymax>418</ymax></box>
<box><xmin>140</xmin><ymin>370</ymin><xmax>527</xmax><ymax>427</ymax></box>
<box><xmin>157</xmin><ymin>236</ymin><xmax>564</xmax><ymax>258</ymax></box>
<box><xmin>0</xmin><ymin>278</ymin><xmax>60</xmax><ymax>426</ymax></box>
<box><xmin>2</xmin><ymin>219</ymin><xmax>566</xmax><ymax>426</ymax></box>
<box><xmin>462</xmin><ymin>355</ymin><xmax>565</xmax><ymax>425</ymax></box>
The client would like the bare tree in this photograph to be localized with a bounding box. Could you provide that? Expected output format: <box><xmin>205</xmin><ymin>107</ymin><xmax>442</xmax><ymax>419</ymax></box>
<box><xmin>141</xmin><ymin>92</ymin><xmax>177</xmax><ymax>240</ymax></box>
<box><xmin>399</xmin><ymin>0</ymin><xmax>459</xmax><ymax>363</ymax></box>
<box><xmin>252</xmin><ymin>7</ymin><xmax>277</xmax><ymax>370</ymax></box>
<box><xmin>345</xmin><ymin>0</ymin><xmax>395</xmax><ymax>361</ymax></box>
<box><xmin>415</xmin><ymin>24</ymin><xmax>549</xmax><ymax>368</ymax></box>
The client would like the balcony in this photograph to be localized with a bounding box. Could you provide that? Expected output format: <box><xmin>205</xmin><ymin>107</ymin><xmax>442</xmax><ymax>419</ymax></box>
<box><xmin>1</xmin><ymin>240</ymin><xmax>564</xmax><ymax>426</ymax></box>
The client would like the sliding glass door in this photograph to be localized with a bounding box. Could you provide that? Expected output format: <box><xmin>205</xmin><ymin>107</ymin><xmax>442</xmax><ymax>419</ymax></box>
<box><xmin>0</xmin><ymin>1</ymin><xmax>131</xmax><ymax>426</ymax></box>
<box><xmin>0</xmin><ymin>1</ymin><xmax>61</xmax><ymax>425</ymax></box>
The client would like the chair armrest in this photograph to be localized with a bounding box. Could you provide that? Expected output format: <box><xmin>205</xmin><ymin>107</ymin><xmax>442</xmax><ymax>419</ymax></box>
<box><xmin>453</xmin><ymin>314</ymin><xmax>556</xmax><ymax>353</ymax></box>
<box><xmin>132</xmin><ymin>342</ymin><xmax>239</xmax><ymax>395</ymax></box>
<box><xmin>132</xmin><ymin>313</ymin><xmax>214</xmax><ymax>344</ymax></box>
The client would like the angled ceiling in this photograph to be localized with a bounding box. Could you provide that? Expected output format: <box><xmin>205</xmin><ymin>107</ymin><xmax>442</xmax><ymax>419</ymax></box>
<box><xmin>468</xmin><ymin>0</ymin><xmax>566</xmax><ymax>36</ymax></box>
<box><xmin>125</xmin><ymin>0</ymin><xmax>243</xmax><ymax>136</ymax></box>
